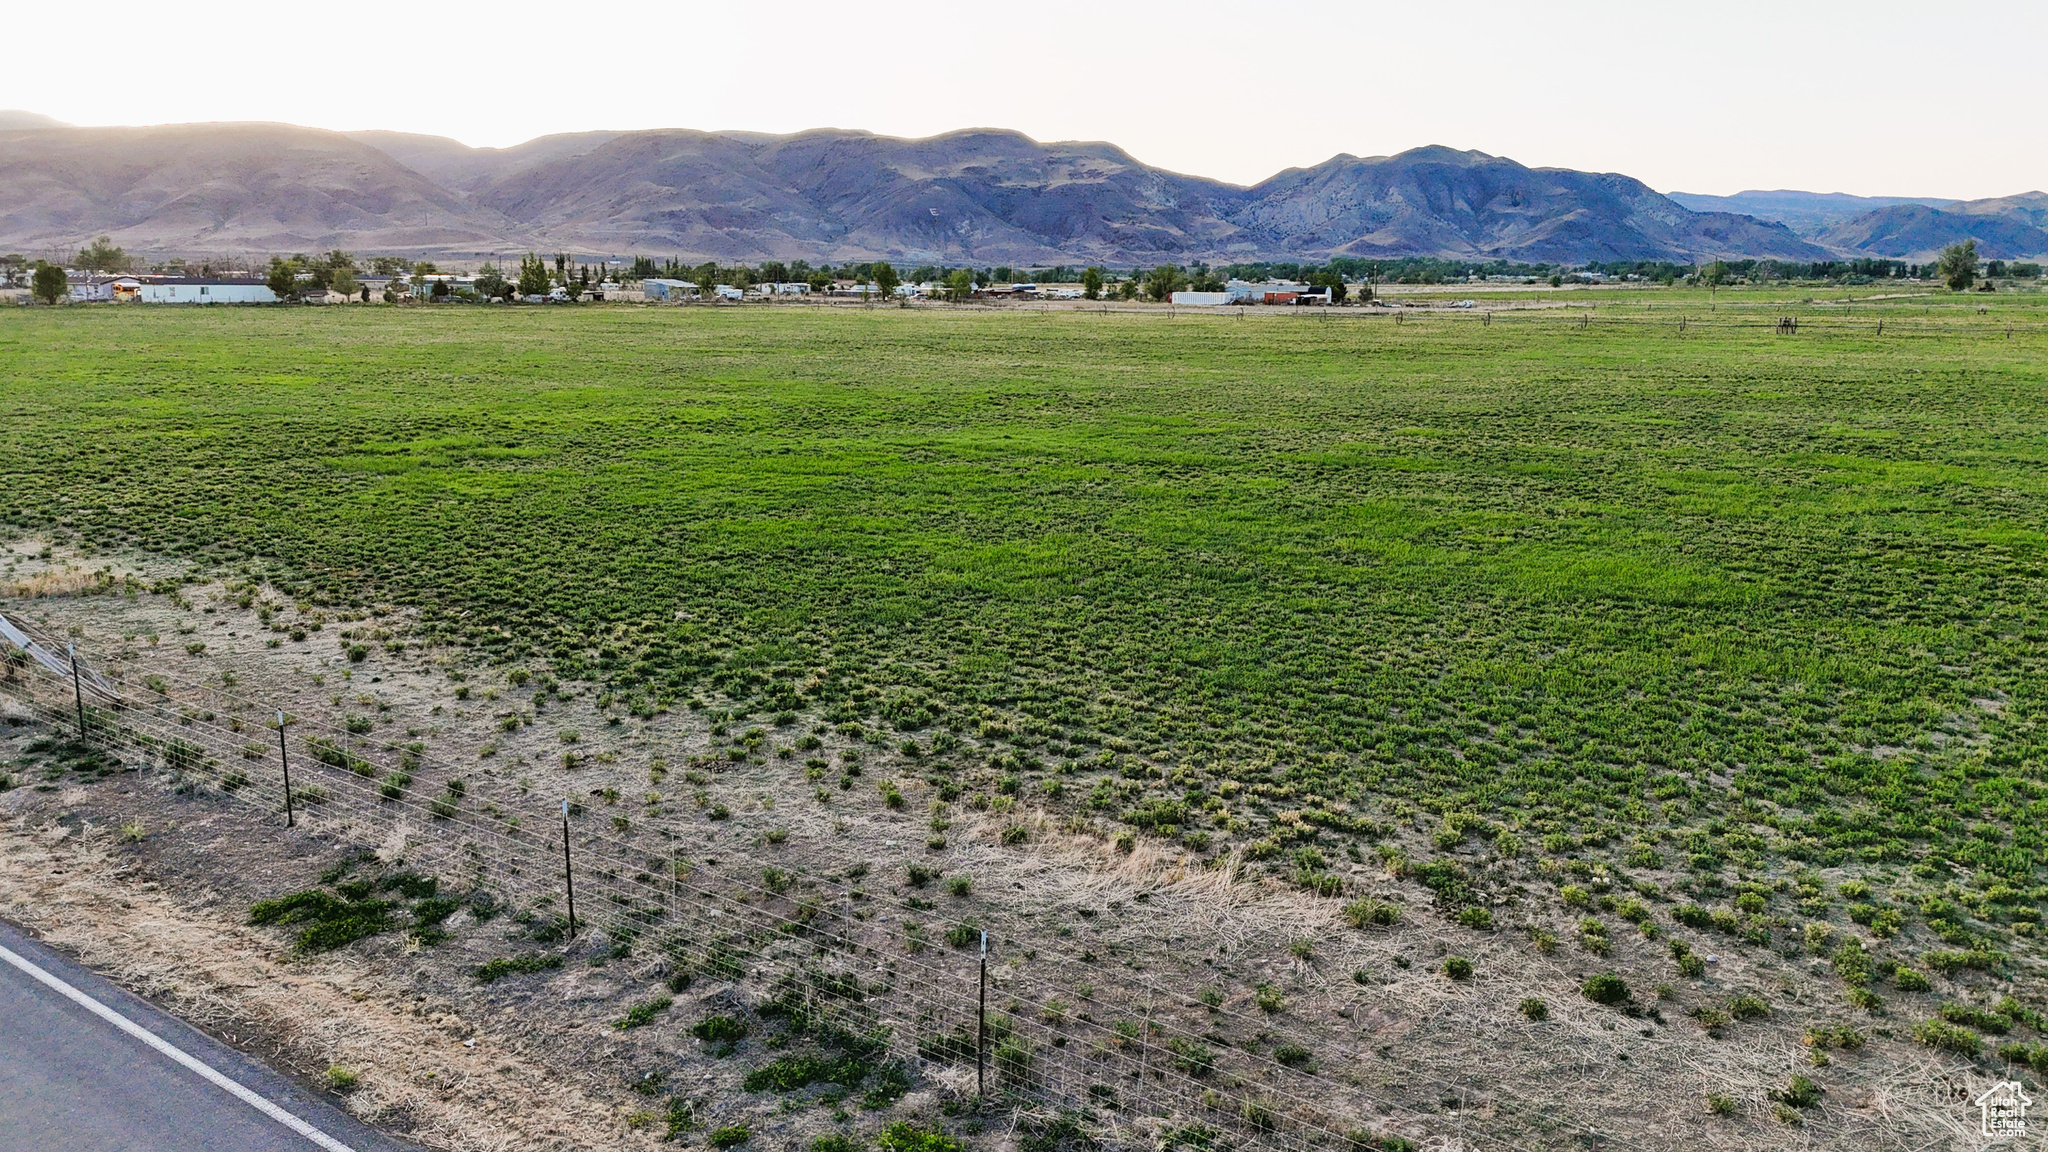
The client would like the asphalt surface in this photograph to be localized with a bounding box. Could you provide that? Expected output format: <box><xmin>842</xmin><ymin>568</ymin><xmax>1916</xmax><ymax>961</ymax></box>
<box><xmin>0</xmin><ymin>918</ymin><xmax>420</xmax><ymax>1152</ymax></box>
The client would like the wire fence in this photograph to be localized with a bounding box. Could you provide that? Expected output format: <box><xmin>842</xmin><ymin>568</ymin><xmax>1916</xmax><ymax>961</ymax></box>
<box><xmin>819</xmin><ymin>293</ymin><xmax>2048</xmax><ymax>338</ymax></box>
<box><xmin>1</xmin><ymin>621</ymin><xmax>1574</xmax><ymax>1152</ymax></box>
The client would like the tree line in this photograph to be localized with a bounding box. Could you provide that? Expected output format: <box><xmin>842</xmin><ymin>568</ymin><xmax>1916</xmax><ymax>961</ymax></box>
<box><xmin>16</xmin><ymin>237</ymin><xmax>2031</xmax><ymax>306</ymax></box>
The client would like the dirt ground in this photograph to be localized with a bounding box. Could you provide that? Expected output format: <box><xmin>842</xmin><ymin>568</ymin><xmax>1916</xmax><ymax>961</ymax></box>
<box><xmin>0</xmin><ymin>537</ymin><xmax>2020</xmax><ymax>1152</ymax></box>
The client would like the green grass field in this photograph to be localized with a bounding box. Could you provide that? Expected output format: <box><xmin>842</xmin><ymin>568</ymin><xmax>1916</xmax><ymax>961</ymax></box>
<box><xmin>6</xmin><ymin>294</ymin><xmax>2048</xmax><ymax>891</ymax></box>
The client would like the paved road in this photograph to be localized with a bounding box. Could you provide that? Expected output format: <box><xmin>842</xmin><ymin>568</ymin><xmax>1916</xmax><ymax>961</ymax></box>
<box><xmin>0</xmin><ymin>918</ymin><xmax>420</xmax><ymax>1152</ymax></box>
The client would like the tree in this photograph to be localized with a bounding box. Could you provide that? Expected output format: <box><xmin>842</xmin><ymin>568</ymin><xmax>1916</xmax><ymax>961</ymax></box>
<box><xmin>76</xmin><ymin>235</ymin><xmax>130</xmax><ymax>272</ymax></box>
<box><xmin>873</xmin><ymin>262</ymin><xmax>901</xmax><ymax>298</ymax></box>
<box><xmin>517</xmin><ymin>254</ymin><xmax>551</xmax><ymax>298</ymax></box>
<box><xmin>266</xmin><ymin>257</ymin><xmax>299</xmax><ymax>302</ymax></box>
<box><xmin>1144</xmin><ymin>264</ymin><xmax>1187</xmax><ymax>302</ymax></box>
<box><xmin>475</xmin><ymin>264</ymin><xmax>509</xmax><ymax>299</ymax></box>
<box><xmin>31</xmin><ymin>262</ymin><xmax>67</xmax><ymax>304</ymax></box>
<box><xmin>807</xmin><ymin>270</ymin><xmax>832</xmax><ymax>294</ymax></box>
<box><xmin>329</xmin><ymin>265</ymin><xmax>358</xmax><ymax>298</ymax></box>
<box><xmin>1081</xmin><ymin>266</ymin><xmax>1104</xmax><ymax>300</ymax></box>
<box><xmin>1939</xmin><ymin>239</ymin><xmax>1978</xmax><ymax>291</ymax></box>
<box><xmin>759</xmin><ymin>260</ymin><xmax>789</xmax><ymax>285</ymax></box>
<box><xmin>1118</xmin><ymin>276</ymin><xmax>1140</xmax><ymax>302</ymax></box>
<box><xmin>944</xmin><ymin>268</ymin><xmax>974</xmax><ymax>302</ymax></box>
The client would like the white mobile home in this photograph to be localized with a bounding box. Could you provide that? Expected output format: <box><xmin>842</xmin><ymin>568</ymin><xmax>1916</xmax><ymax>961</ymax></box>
<box><xmin>70</xmin><ymin>275</ymin><xmax>141</xmax><ymax>302</ymax></box>
<box><xmin>139</xmin><ymin>278</ymin><xmax>277</xmax><ymax>304</ymax></box>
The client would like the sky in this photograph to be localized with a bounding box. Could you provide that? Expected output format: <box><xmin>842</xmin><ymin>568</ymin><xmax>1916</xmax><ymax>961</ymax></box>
<box><xmin>12</xmin><ymin>1</ymin><xmax>2046</xmax><ymax>199</ymax></box>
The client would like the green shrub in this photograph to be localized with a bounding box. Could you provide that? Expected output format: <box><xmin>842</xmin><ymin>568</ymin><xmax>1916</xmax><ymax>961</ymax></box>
<box><xmin>1442</xmin><ymin>956</ymin><xmax>1474</xmax><ymax>980</ymax></box>
<box><xmin>877</xmin><ymin>1122</ymin><xmax>962</xmax><ymax>1152</ymax></box>
<box><xmin>1893</xmin><ymin>967</ymin><xmax>1933</xmax><ymax>992</ymax></box>
<box><xmin>742</xmin><ymin>1054</ymin><xmax>872</xmax><ymax>1093</ymax></box>
<box><xmin>1913</xmin><ymin>1019</ymin><xmax>1983</xmax><ymax>1056</ymax></box>
<box><xmin>1924</xmin><ymin>948</ymin><xmax>2003</xmax><ymax>976</ymax></box>
<box><xmin>613</xmin><ymin>996</ymin><xmax>672</xmax><ymax>1029</ymax></box>
<box><xmin>1273</xmin><ymin>1043</ymin><xmax>1313</xmax><ymax>1068</ymax></box>
<box><xmin>1167</xmin><ymin>1037</ymin><xmax>1215</xmax><ymax>1077</ymax></box>
<box><xmin>1727</xmin><ymin>995</ymin><xmax>1771</xmax><ymax>1021</ymax></box>
<box><xmin>1581</xmin><ymin>972</ymin><xmax>1631</xmax><ymax>1007</ymax></box>
<box><xmin>709</xmin><ymin>1124</ymin><xmax>751</xmax><ymax>1149</ymax></box>
<box><xmin>248</xmin><ymin>889</ymin><xmax>394</xmax><ymax>953</ymax></box>
<box><xmin>1344</xmin><ymin>897</ymin><xmax>1401</xmax><ymax>928</ymax></box>
<box><xmin>1771</xmin><ymin>1075</ymin><xmax>1823</xmax><ymax>1109</ymax></box>
<box><xmin>692</xmin><ymin>1015</ymin><xmax>748</xmax><ymax>1043</ymax></box>
<box><xmin>1938</xmin><ymin>1002</ymin><xmax>2011</xmax><ymax>1035</ymax></box>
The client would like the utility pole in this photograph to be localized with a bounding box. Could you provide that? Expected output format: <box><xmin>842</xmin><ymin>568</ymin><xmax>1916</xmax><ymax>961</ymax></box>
<box><xmin>277</xmin><ymin>711</ymin><xmax>293</xmax><ymax>828</ymax></box>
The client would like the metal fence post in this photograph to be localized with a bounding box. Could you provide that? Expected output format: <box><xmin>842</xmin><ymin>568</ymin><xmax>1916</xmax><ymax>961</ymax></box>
<box><xmin>977</xmin><ymin>929</ymin><xmax>989</xmax><ymax>1099</ymax></box>
<box><xmin>67</xmin><ymin>643</ymin><xmax>85</xmax><ymax>741</ymax></box>
<box><xmin>562</xmin><ymin>798</ymin><xmax>577</xmax><ymax>940</ymax></box>
<box><xmin>276</xmin><ymin>710</ymin><xmax>294</xmax><ymax>828</ymax></box>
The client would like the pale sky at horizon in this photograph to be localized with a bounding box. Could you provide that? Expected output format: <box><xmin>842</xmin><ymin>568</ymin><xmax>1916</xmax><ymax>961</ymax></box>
<box><xmin>11</xmin><ymin>1</ymin><xmax>2045</xmax><ymax>200</ymax></box>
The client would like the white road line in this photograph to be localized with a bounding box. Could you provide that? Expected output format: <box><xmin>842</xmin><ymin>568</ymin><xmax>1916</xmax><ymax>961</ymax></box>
<box><xmin>0</xmin><ymin>941</ymin><xmax>359</xmax><ymax>1152</ymax></box>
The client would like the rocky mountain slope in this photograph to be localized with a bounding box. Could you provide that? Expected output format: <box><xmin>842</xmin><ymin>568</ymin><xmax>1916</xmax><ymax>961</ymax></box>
<box><xmin>0</xmin><ymin>114</ymin><xmax>2004</xmax><ymax>264</ymax></box>
<box><xmin>1816</xmin><ymin>193</ymin><xmax>2048</xmax><ymax>260</ymax></box>
<box><xmin>0</xmin><ymin>122</ymin><xmax>508</xmax><ymax>254</ymax></box>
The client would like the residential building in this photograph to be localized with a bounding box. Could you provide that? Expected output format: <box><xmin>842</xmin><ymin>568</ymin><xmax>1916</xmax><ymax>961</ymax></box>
<box><xmin>137</xmin><ymin>278</ymin><xmax>278</xmax><ymax>304</ymax></box>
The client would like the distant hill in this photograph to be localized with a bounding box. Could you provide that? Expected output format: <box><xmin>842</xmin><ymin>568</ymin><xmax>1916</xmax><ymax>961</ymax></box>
<box><xmin>0</xmin><ymin>122</ymin><xmax>508</xmax><ymax>254</ymax></box>
<box><xmin>0</xmin><ymin>115</ymin><xmax>1968</xmax><ymax>264</ymax></box>
<box><xmin>0</xmin><ymin>110</ymin><xmax>68</xmax><ymax>131</ymax></box>
<box><xmin>1240</xmin><ymin>147</ymin><xmax>1825</xmax><ymax>263</ymax></box>
<box><xmin>466</xmin><ymin>128</ymin><xmax>1254</xmax><ymax>264</ymax></box>
<box><xmin>1816</xmin><ymin>193</ymin><xmax>2048</xmax><ymax>261</ymax></box>
<box><xmin>447</xmin><ymin>132</ymin><xmax>1830</xmax><ymax>264</ymax></box>
<box><xmin>1666</xmin><ymin>189</ymin><xmax>1955</xmax><ymax>236</ymax></box>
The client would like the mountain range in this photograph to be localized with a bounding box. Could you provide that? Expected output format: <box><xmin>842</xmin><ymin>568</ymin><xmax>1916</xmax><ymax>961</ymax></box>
<box><xmin>2</xmin><ymin>114</ymin><xmax>2043</xmax><ymax>265</ymax></box>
